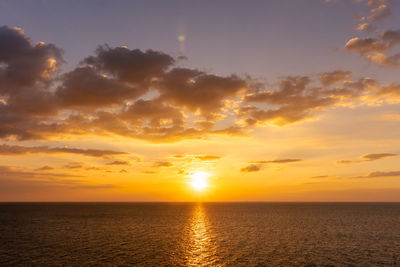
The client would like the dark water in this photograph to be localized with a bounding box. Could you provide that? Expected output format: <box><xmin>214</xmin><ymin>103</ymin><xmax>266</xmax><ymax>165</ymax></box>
<box><xmin>1</xmin><ymin>203</ymin><xmax>400</xmax><ymax>266</ymax></box>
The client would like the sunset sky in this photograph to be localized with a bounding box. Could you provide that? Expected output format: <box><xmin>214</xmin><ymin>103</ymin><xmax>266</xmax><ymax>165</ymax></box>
<box><xmin>1</xmin><ymin>0</ymin><xmax>400</xmax><ymax>201</ymax></box>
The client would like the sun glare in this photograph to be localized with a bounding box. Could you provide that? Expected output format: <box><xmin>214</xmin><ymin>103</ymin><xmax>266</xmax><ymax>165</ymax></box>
<box><xmin>189</xmin><ymin>171</ymin><xmax>211</xmax><ymax>191</ymax></box>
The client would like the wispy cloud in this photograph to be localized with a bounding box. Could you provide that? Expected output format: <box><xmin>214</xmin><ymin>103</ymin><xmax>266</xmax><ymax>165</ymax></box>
<box><xmin>240</xmin><ymin>164</ymin><xmax>261</xmax><ymax>172</ymax></box>
<box><xmin>153</xmin><ymin>161</ymin><xmax>173</xmax><ymax>167</ymax></box>
<box><xmin>106</xmin><ymin>160</ymin><xmax>130</xmax><ymax>165</ymax></box>
<box><xmin>251</xmin><ymin>159</ymin><xmax>302</xmax><ymax>164</ymax></box>
<box><xmin>194</xmin><ymin>155</ymin><xmax>221</xmax><ymax>161</ymax></box>
<box><xmin>0</xmin><ymin>144</ymin><xmax>127</xmax><ymax>158</ymax></box>
<box><xmin>355</xmin><ymin>171</ymin><xmax>400</xmax><ymax>178</ymax></box>
<box><xmin>337</xmin><ymin>153</ymin><xmax>397</xmax><ymax>164</ymax></box>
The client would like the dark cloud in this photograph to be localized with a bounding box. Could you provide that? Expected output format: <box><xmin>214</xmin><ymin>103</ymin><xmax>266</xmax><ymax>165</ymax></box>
<box><xmin>240</xmin><ymin>164</ymin><xmax>261</xmax><ymax>172</ymax></box>
<box><xmin>122</xmin><ymin>99</ymin><xmax>184</xmax><ymax>130</ymax></box>
<box><xmin>0</xmin><ymin>26</ymin><xmax>63</xmax><ymax>140</ymax></box>
<box><xmin>159</xmin><ymin>68</ymin><xmax>245</xmax><ymax>117</ymax></box>
<box><xmin>0</xmin><ymin>26</ymin><xmax>62</xmax><ymax>94</ymax></box>
<box><xmin>381</xmin><ymin>29</ymin><xmax>400</xmax><ymax>45</ymax></box>
<box><xmin>83</xmin><ymin>45</ymin><xmax>174</xmax><ymax>84</ymax></box>
<box><xmin>0</xmin><ymin>144</ymin><xmax>126</xmax><ymax>158</ymax></box>
<box><xmin>56</xmin><ymin>67</ymin><xmax>140</xmax><ymax>107</ymax></box>
<box><xmin>319</xmin><ymin>71</ymin><xmax>352</xmax><ymax>86</ymax></box>
<box><xmin>242</xmin><ymin>76</ymin><xmax>336</xmax><ymax>125</ymax></box>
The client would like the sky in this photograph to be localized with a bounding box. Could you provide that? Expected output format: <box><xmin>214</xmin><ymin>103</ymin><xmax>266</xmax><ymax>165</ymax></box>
<box><xmin>0</xmin><ymin>0</ymin><xmax>400</xmax><ymax>201</ymax></box>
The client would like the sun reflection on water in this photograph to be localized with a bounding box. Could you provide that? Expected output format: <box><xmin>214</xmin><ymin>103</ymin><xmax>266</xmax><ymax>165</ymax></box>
<box><xmin>185</xmin><ymin>204</ymin><xmax>220</xmax><ymax>266</ymax></box>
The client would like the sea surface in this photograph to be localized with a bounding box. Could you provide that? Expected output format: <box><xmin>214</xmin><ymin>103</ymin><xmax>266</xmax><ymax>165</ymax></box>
<box><xmin>0</xmin><ymin>203</ymin><xmax>400</xmax><ymax>266</ymax></box>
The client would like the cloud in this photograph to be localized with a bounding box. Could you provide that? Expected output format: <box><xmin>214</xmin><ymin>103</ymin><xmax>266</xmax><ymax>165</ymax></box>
<box><xmin>159</xmin><ymin>68</ymin><xmax>246</xmax><ymax>117</ymax></box>
<box><xmin>368</xmin><ymin>4</ymin><xmax>391</xmax><ymax>21</ymax></box>
<box><xmin>143</xmin><ymin>170</ymin><xmax>157</xmax><ymax>174</ymax></box>
<box><xmin>0</xmin><ymin>144</ymin><xmax>127</xmax><ymax>158</ymax></box>
<box><xmin>374</xmin><ymin>83</ymin><xmax>400</xmax><ymax>99</ymax></box>
<box><xmin>337</xmin><ymin>152</ymin><xmax>397</xmax><ymax>164</ymax></box>
<box><xmin>70</xmin><ymin>184</ymin><xmax>120</xmax><ymax>189</ymax></box>
<box><xmin>252</xmin><ymin>159</ymin><xmax>302</xmax><ymax>164</ymax></box>
<box><xmin>319</xmin><ymin>71</ymin><xmax>352</xmax><ymax>86</ymax></box>
<box><xmin>85</xmin><ymin>166</ymin><xmax>104</xmax><ymax>171</ymax></box>
<box><xmin>366</xmin><ymin>53</ymin><xmax>400</xmax><ymax>67</ymax></box>
<box><xmin>345</xmin><ymin>37</ymin><xmax>389</xmax><ymax>55</ymax></box>
<box><xmin>366</xmin><ymin>0</ymin><xmax>389</xmax><ymax>7</ymax></box>
<box><xmin>35</xmin><ymin>165</ymin><xmax>54</xmax><ymax>171</ymax></box>
<box><xmin>56</xmin><ymin>67</ymin><xmax>141</xmax><ymax>107</ymax></box>
<box><xmin>0</xmin><ymin>165</ymin><xmax>80</xmax><ymax>179</ymax></box>
<box><xmin>63</xmin><ymin>162</ymin><xmax>84</xmax><ymax>169</ymax></box>
<box><xmin>0</xmin><ymin>26</ymin><xmax>63</xmax><ymax>140</ymax></box>
<box><xmin>121</xmin><ymin>99</ymin><xmax>185</xmax><ymax>133</ymax></box>
<box><xmin>345</xmin><ymin>28</ymin><xmax>400</xmax><ymax>68</ymax></box>
<box><xmin>242</xmin><ymin>76</ymin><xmax>336</xmax><ymax>125</ymax></box>
<box><xmin>381</xmin><ymin>29</ymin><xmax>400</xmax><ymax>45</ymax></box>
<box><xmin>194</xmin><ymin>155</ymin><xmax>221</xmax><ymax>161</ymax></box>
<box><xmin>0</xmin><ymin>24</ymin><xmax>399</xmax><ymax>143</ymax></box>
<box><xmin>106</xmin><ymin>160</ymin><xmax>130</xmax><ymax>165</ymax></box>
<box><xmin>357</xmin><ymin>171</ymin><xmax>400</xmax><ymax>178</ymax></box>
<box><xmin>0</xmin><ymin>26</ymin><xmax>62</xmax><ymax>93</ymax></box>
<box><xmin>311</xmin><ymin>175</ymin><xmax>329</xmax><ymax>179</ymax></box>
<box><xmin>153</xmin><ymin>161</ymin><xmax>173</xmax><ymax>167</ymax></box>
<box><xmin>83</xmin><ymin>45</ymin><xmax>174</xmax><ymax>84</ymax></box>
<box><xmin>240</xmin><ymin>164</ymin><xmax>261</xmax><ymax>172</ymax></box>
<box><xmin>356</xmin><ymin>23</ymin><xmax>375</xmax><ymax>32</ymax></box>
<box><xmin>239</xmin><ymin>73</ymin><xmax>391</xmax><ymax>126</ymax></box>
<box><xmin>336</xmin><ymin>160</ymin><xmax>361</xmax><ymax>164</ymax></box>
<box><xmin>354</xmin><ymin>0</ymin><xmax>392</xmax><ymax>28</ymax></box>
<box><xmin>361</xmin><ymin>153</ymin><xmax>397</xmax><ymax>161</ymax></box>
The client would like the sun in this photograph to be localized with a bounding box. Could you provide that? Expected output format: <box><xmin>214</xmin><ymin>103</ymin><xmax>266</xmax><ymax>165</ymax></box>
<box><xmin>189</xmin><ymin>171</ymin><xmax>211</xmax><ymax>191</ymax></box>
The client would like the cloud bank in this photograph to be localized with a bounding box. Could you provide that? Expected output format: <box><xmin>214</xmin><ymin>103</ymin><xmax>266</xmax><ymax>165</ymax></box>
<box><xmin>1</xmin><ymin>25</ymin><xmax>400</xmax><ymax>143</ymax></box>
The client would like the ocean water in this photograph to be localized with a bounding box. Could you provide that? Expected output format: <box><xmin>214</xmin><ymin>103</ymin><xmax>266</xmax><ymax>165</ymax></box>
<box><xmin>0</xmin><ymin>203</ymin><xmax>400</xmax><ymax>266</ymax></box>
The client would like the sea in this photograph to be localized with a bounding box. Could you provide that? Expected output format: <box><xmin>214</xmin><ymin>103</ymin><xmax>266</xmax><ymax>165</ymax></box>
<box><xmin>0</xmin><ymin>202</ymin><xmax>400</xmax><ymax>266</ymax></box>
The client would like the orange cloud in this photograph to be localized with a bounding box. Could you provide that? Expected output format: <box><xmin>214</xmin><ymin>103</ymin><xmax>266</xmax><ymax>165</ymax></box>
<box><xmin>194</xmin><ymin>155</ymin><xmax>221</xmax><ymax>161</ymax></box>
<box><xmin>240</xmin><ymin>164</ymin><xmax>261</xmax><ymax>172</ymax></box>
<box><xmin>153</xmin><ymin>161</ymin><xmax>173</xmax><ymax>167</ymax></box>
